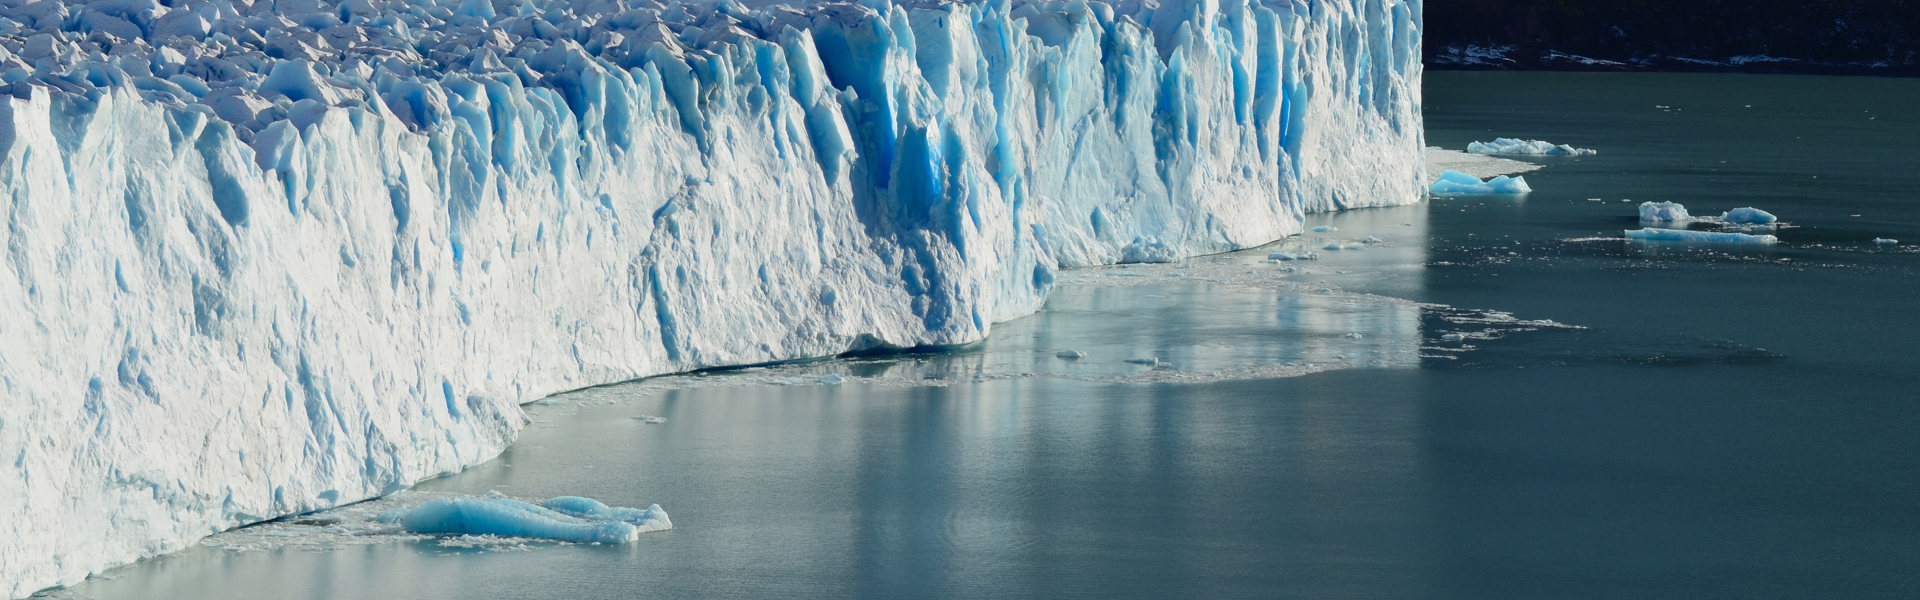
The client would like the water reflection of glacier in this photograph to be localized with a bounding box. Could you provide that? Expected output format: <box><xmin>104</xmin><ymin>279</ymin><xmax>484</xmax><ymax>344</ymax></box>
<box><xmin>577</xmin><ymin>204</ymin><xmax>1451</xmax><ymax>396</ymax></box>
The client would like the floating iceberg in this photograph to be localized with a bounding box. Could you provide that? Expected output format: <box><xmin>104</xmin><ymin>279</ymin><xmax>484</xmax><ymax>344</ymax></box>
<box><xmin>1720</xmin><ymin>207</ymin><xmax>1778</xmax><ymax>225</ymax></box>
<box><xmin>1639</xmin><ymin>201</ymin><xmax>1693</xmax><ymax>224</ymax></box>
<box><xmin>398</xmin><ymin>495</ymin><xmax>670</xmax><ymax>544</ymax></box>
<box><xmin>1429</xmin><ymin>170</ymin><xmax>1533</xmax><ymax>195</ymax></box>
<box><xmin>1625</xmin><ymin>228</ymin><xmax>1780</xmax><ymax>245</ymax></box>
<box><xmin>0</xmin><ymin>0</ymin><xmax>1425</xmax><ymax>594</ymax></box>
<box><xmin>1874</xmin><ymin>238</ymin><xmax>1900</xmax><ymax>245</ymax></box>
<box><xmin>540</xmin><ymin>496</ymin><xmax>673</xmax><ymax>531</ymax></box>
<box><xmin>1467</xmin><ymin>138</ymin><xmax>1598</xmax><ymax>157</ymax></box>
<box><xmin>1055</xmin><ymin>350</ymin><xmax>1087</xmax><ymax>360</ymax></box>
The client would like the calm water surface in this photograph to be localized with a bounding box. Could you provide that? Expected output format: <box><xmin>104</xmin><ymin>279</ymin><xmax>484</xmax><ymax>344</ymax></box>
<box><xmin>47</xmin><ymin>72</ymin><xmax>1920</xmax><ymax>599</ymax></box>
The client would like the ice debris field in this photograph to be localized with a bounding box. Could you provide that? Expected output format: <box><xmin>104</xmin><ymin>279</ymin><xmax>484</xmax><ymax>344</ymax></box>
<box><xmin>0</xmin><ymin>0</ymin><xmax>1424</xmax><ymax>595</ymax></box>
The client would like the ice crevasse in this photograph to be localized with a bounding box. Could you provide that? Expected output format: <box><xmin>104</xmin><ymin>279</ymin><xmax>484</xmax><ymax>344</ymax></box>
<box><xmin>0</xmin><ymin>0</ymin><xmax>1424</xmax><ymax>594</ymax></box>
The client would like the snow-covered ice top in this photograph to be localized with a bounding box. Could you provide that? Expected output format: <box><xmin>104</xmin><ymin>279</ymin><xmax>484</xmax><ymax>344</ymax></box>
<box><xmin>0</xmin><ymin>0</ymin><xmax>1424</xmax><ymax>596</ymax></box>
<box><xmin>1424</xmin><ymin>146</ymin><xmax>1541</xmax><ymax>181</ymax></box>
<box><xmin>1467</xmin><ymin>138</ymin><xmax>1596</xmax><ymax>157</ymax></box>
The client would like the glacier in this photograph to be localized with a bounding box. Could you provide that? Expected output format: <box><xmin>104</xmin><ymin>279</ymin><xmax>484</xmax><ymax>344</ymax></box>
<box><xmin>0</xmin><ymin>0</ymin><xmax>1424</xmax><ymax>595</ymax></box>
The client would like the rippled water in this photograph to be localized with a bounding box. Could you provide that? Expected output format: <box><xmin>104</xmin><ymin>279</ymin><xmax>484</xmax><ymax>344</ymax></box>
<box><xmin>42</xmin><ymin>72</ymin><xmax>1920</xmax><ymax>599</ymax></box>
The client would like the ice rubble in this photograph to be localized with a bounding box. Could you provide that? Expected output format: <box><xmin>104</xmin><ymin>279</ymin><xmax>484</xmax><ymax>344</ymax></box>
<box><xmin>397</xmin><ymin>494</ymin><xmax>672</xmax><ymax>543</ymax></box>
<box><xmin>0</xmin><ymin>0</ymin><xmax>1424</xmax><ymax>594</ymax></box>
<box><xmin>1625</xmin><ymin>228</ymin><xmax>1780</xmax><ymax>245</ymax></box>
<box><xmin>1466</xmin><ymin>138</ymin><xmax>1596</xmax><ymax>157</ymax></box>
<box><xmin>1427</xmin><ymin>170</ymin><xmax>1530</xmax><ymax>195</ymax></box>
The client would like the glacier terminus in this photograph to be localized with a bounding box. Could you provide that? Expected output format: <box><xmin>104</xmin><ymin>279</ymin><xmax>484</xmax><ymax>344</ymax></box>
<box><xmin>0</xmin><ymin>0</ymin><xmax>1424</xmax><ymax>595</ymax></box>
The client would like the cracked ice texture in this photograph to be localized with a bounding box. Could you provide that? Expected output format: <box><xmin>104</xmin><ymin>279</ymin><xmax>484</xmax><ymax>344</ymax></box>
<box><xmin>0</xmin><ymin>0</ymin><xmax>1424</xmax><ymax>594</ymax></box>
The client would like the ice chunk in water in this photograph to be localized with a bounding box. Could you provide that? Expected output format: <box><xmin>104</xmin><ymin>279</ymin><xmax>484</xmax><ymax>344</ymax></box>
<box><xmin>1625</xmin><ymin>228</ymin><xmax>1780</xmax><ymax>245</ymax></box>
<box><xmin>400</xmin><ymin>495</ymin><xmax>669</xmax><ymax>544</ymax></box>
<box><xmin>1056</xmin><ymin>350</ymin><xmax>1087</xmax><ymax>360</ymax></box>
<box><xmin>1721</xmin><ymin>207</ymin><xmax>1778</xmax><ymax>225</ymax></box>
<box><xmin>539</xmin><ymin>497</ymin><xmax>672</xmax><ymax>532</ymax></box>
<box><xmin>1309</xmin><ymin>226</ymin><xmax>1339</xmax><ymax>233</ymax></box>
<box><xmin>1639</xmin><ymin>201</ymin><xmax>1692</xmax><ymax>224</ymax></box>
<box><xmin>1429</xmin><ymin>170</ymin><xmax>1532</xmax><ymax>195</ymax></box>
<box><xmin>1873</xmin><ymin>238</ymin><xmax>1900</xmax><ymax>245</ymax></box>
<box><xmin>1467</xmin><ymin>138</ymin><xmax>1598</xmax><ymax>156</ymax></box>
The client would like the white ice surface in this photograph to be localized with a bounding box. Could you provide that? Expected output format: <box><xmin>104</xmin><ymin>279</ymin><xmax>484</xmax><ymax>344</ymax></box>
<box><xmin>1423</xmin><ymin>147</ymin><xmax>1541</xmax><ymax>181</ymax></box>
<box><xmin>0</xmin><ymin>0</ymin><xmax>1424</xmax><ymax>595</ymax></box>
<box><xmin>1639</xmin><ymin>201</ymin><xmax>1693</xmax><ymax>224</ymax></box>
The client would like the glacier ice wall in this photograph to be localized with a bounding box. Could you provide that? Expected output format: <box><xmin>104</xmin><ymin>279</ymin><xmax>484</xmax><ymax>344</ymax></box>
<box><xmin>0</xmin><ymin>0</ymin><xmax>1422</xmax><ymax>595</ymax></box>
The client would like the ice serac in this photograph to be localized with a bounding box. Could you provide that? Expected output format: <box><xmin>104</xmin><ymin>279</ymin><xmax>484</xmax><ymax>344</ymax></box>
<box><xmin>0</xmin><ymin>0</ymin><xmax>1424</xmax><ymax>594</ymax></box>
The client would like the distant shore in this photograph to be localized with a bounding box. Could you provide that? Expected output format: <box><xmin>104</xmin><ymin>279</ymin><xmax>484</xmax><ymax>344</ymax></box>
<box><xmin>1427</xmin><ymin>45</ymin><xmax>1920</xmax><ymax>77</ymax></box>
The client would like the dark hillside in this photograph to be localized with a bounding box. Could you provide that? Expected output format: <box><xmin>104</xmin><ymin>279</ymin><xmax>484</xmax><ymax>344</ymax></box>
<box><xmin>1425</xmin><ymin>0</ymin><xmax>1920</xmax><ymax>73</ymax></box>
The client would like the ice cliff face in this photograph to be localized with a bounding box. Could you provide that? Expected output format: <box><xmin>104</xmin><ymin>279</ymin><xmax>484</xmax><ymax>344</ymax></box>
<box><xmin>0</xmin><ymin>0</ymin><xmax>1422</xmax><ymax>595</ymax></box>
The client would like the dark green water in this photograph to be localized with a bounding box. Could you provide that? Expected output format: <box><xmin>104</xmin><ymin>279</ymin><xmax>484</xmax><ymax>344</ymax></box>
<box><xmin>46</xmin><ymin>72</ymin><xmax>1920</xmax><ymax>599</ymax></box>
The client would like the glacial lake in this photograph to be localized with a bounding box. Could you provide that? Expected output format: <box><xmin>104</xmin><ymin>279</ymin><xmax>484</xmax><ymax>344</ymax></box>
<box><xmin>44</xmin><ymin>72</ymin><xmax>1920</xmax><ymax>599</ymax></box>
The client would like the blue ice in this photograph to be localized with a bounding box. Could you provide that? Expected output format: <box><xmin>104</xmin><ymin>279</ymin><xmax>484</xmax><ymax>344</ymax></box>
<box><xmin>399</xmin><ymin>495</ymin><xmax>672</xmax><ymax>543</ymax></box>
<box><xmin>1720</xmin><ymin>207</ymin><xmax>1778</xmax><ymax>225</ymax></box>
<box><xmin>1625</xmin><ymin>228</ymin><xmax>1780</xmax><ymax>245</ymax></box>
<box><xmin>1429</xmin><ymin>170</ymin><xmax>1531</xmax><ymax>195</ymax></box>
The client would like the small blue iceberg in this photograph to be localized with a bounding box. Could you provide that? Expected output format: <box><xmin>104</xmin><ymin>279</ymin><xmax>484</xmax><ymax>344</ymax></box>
<box><xmin>1625</xmin><ymin>228</ymin><xmax>1779</xmax><ymax>245</ymax></box>
<box><xmin>1720</xmin><ymin>207</ymin><xmax>1778</xmax><ymax>225</ymax></box>
<box><xmin>1429</xmin><ymin>170</ymin><xmax>1532</xmax><ymax>195</ymax></box>
<box><xmin>397</xmin><ymin>494</ymin><xmax>672</xmax><ymax>543</ymax></box>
